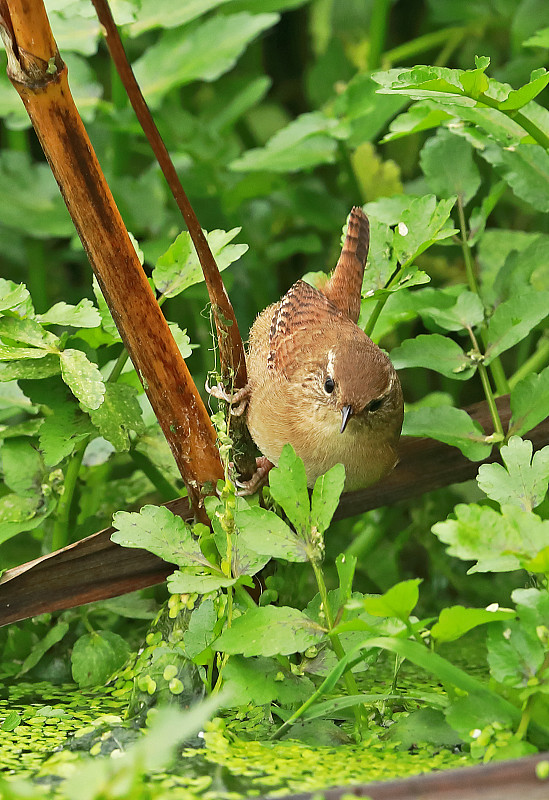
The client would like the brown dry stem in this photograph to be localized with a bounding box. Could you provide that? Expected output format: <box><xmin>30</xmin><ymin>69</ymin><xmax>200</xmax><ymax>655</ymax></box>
<box><xmin>0</xmin><ymin>0</ymin><xmax>224</xmax><ymax>514</ymax></box>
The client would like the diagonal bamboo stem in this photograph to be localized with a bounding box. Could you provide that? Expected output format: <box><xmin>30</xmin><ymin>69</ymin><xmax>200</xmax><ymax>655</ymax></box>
<box><xmin>0</xmin><ymin>0</ymin><xmax>224</xmax><ymax>514</ymax></box>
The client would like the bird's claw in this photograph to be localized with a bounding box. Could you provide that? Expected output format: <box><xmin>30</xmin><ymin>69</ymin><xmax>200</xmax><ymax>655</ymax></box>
<box><xmin>235</xmin><ymin>457</ymin><xmax>273</xmax><ymax>495</ymax></box>
<box><xmin>205</xmin><ymin>380</ymin><xmax>250</xmax><ymax>416</ymax></box>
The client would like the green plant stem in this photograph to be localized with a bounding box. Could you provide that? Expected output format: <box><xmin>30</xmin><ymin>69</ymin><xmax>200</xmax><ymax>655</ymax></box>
<box><xmin>383</xmin><ymin>26</ymin><xmax>467</xmax><ymax>67</ymax></box>
<box><xmin>367</xmin><ymin>0</ymin><xmax>392</xmax><ymax>71</ymax></box>
<box><xmin>456</xmin><ymin>196</ymin><xmax>480</xmax><ymax>296</ymax></box>
<box><xmin>509</xmin><ymin>334</ymin><xmax>549</xmax><ymax>390</ymax></box>
<box><xmin>310</xmin><ymin>558</ymin><xmax>363</xmax><ymax>734</ymax></box>
<box><xmin>477</xmin><ymin>93</ymin><xmax>549</xmax><ymax>150</ymax></box>
<box><xmin>456</xmin><ymin>196</ymin><xmax>509</xmax><ymax>396</ymax></box>
<box><xmin>363</xmin><ymin>263</ymin><xmax>405</xmax><ymax>338</ymax></box>
<box><xmin>51</xmin><ymin>436</ymin><xmax>90</xmax><ymax>550</ymax></box>
<box><xmin>107</xmin><ymin>347</ymin><xmax>130</xmax><ymax>383</ymax></box>
<box><xmin>478</xmin><ymin>362</ymin><xmax>504</xmax><ymax>438</ymax></box>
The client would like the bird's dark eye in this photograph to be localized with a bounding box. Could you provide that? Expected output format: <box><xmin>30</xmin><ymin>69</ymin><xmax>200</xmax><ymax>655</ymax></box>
<box><xmin>368</xmin><ymin>398</ymin><xmax>384</xmax><ymax>412</ymax></box>
<box><xmin>324</xmin><ymin>377</ymin><xmax>335</xmax><ymax>394</ymax></box>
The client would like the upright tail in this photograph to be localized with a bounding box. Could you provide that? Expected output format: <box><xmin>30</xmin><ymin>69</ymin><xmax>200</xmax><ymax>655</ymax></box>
<box><xmin>321</xmin><ymin>206</ymin><xmax>369</xmax><ymax>324</ymax></box>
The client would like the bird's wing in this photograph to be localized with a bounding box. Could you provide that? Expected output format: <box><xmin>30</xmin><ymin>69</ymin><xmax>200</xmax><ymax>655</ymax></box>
<box><xmin>267</xmin><ymin>280</ymin><xmax>342</xmax><ymax>379</ymax></box>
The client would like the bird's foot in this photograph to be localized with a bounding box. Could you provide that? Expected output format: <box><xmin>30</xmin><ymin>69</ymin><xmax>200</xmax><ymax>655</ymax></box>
<box><xmin>236</xmin><ymin>456</ymin><xmax>273</xmax><ymax>495</ymax></box>
<box><xmin>205</xmin><ymin>380</ymin><xmax>250</xmax><ymax>416</ymax></box>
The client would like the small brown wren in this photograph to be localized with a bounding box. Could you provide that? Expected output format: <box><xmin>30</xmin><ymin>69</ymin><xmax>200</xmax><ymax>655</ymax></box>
<box><xmin>244</xmin><ymin>207</ymin><xmax>404</xmax><ymax>490</ymax></box>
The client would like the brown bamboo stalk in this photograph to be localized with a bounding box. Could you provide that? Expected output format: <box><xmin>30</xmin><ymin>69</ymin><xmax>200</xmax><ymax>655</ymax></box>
<box><xmin>2</xmin><ymin>395</ymin><xmax>548</xmax><ymax>626</ymax></box>
<box><xmin>89</xmin><ymin>0</ymin><xmax>256</xmax><ymax>479</ymax></box>
<box><xmin>0</xmin><ymin>0</ymin><xmax>223</xmax><ymax>513</ymax></box>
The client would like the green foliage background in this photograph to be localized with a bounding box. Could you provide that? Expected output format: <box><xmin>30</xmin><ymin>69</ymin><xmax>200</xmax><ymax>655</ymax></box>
<box><xmin>1</xmin><ymin>0</ymin><xmax>549</xmax><ymax>793</ymax></box>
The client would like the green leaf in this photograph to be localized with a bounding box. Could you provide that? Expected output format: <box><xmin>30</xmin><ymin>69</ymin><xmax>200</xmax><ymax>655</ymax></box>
<box><xmin>268</xmin><ymin>444</ymin><xmax>311</xmax><ymax>536</ymax></box>
<box><xmin>71</xmin><ymin>630</ymin><xmax>131</xmax><ymax>688</ymax></box>
<box><xmin>59</xmin><ymin>348</ymin><xmax>105</xmax><ymax>409</ymax></box>
<box><xmin>432</xmin><ymin>503</ymin><xmax>549</xmax><ymax>572</ymax></box>
<box><xmin>420</xmin><ymin>291</ymin><xmax>485</xmax><ymax>332</ymax></box>
<box><xmin>0</xmin><ymin>278</ymin><xmax>31</xmax><ymax>315</ymax></box>
<box><xmin>385</xmin><ymin>708</ymin><xmax>462</xmax><ymax>749</ymax></box>
<box><xmin>230</xmin><ymin>112</ymin><xmax>345</xmax><ymax>173</ymax></box>
<box><xmin>0</xmin><ymin>316</ymin><xmax>58</xmax><ymax>348</ymax></box>
<box><xmin>487</xmin><ymin>619</ymin><xmax>544</xmax><ymax>688</ymax></box>
<box><xmin>167</xmin><ymin>570</ymin><xmax>237</xmax><ymax>594</ymax></box>
<box><xmin>477</xmin><ymin>437</ymin><xmax>549</xmax><ymax>511</ymax></box>
<box><xmin>128</xmin><ymin>0</ymin><xmax>234</xmax><ymax>36</ymax></box>
<box><xmin>39</xmin><ymin>405</ymin><xmax>95</xmax><ymax>467</ymax></box>
<box><xmin>336</xmin><ymin>553</ymin><xmax>357</xmax><ymax>605</ymax></box>
<box><xmin>37</xmin><ymin>299</ymin><xmax>101</xmax><ymax>328</ymax></box>
<box><xmin>431</xmin><ymin>605</ymin><xmax>516</xmax><ymax>643</ymax></box>
<box><xmin>215</xmin><ymin>606</ymin><xmax>324</xmax><ymax>657</ymax></box>
<box><xmin>222</xmin><ymin>655</ymin><xmax>314</xmax><ymax>708</ymax></box>
<box><xmin>498</xmin><ymin>69</ymin><xmax>549</xmax><ymax>111</ymax></box>
<box><xmin>168</xmin><ymin>324</ymin><xmax>193</xmax><ymax>359</ymax></box>
<box><xmin>403</xmin><ymin>406</ymin><xmax>492</xmax><ymax>461</ymax></box>
<box><xmin>153</xmin><ymin>228</ymin><xmax>247</xmax><ymax>298</ymax></box>
<box><xmin>236</xmin><ymin>506</ymin><xmax>308</xmax><ymax>562</ymax></box>
<box><xmin>0</xmin><ymin>353</ymin><xmax>60</xmax><ymax>381</ymax></box>
<box><xmin>509</xmin><ymin>365</ymin><xmax>549</xmax><ymax>437</ymax></box>
<box><xmin>484</xmin><ymin>288</ymin><xmax>549</xmax><ymax>363</ymax></box>
<box><xmin>183</xmin><ymin>598</ymin><xmax>218</xmax><ymax>660</ymax></box>
<box><xmin>420</xmin><ymin>129</ymin><xmax>481</xmax><ymax>204</ymax></box>
<box><xmin>310</xmin><ymin>462</ymin><xmax>345</xmax><ymax>535</ymax></box>
<box><xmin>112</xmin><ymin>505</ymin><xmax>207</xmax><ymax>567</ymax></box>
<box><xmin>383</xmin><ymin>100</ymin><xmax>452</xmax><ymax>143</ymax></box>
<box><xmin>87</xmin><ymin>383</ymin><xmax>145</xmax><ymax>452</ymax></box>
<box><xmin>480</xmin><ymin>142</ymin><xmax>549</xmax><ymax>213</ymax></box>
<box><xmin>1</xmin><ymin>711</ymin><xmax>21</xmax><ymax>732</ymax></box>
<box><xmin>133</xmin><ymin>13</ymin><xmax>279</xmax><ymax>108</ymax></box>
<box><xmin>361</xmin><ymin>579</ymin><xmax>421</xmax><ymax>623</ymax></box>
<box><xmin>18</xmin><ymin>621</ymin><xmax>70</xmax><ymax>676</ymax></box>
<box><xmin>0</xmin><ymin>438</ymin><xmax>43</xmax><ymax>496</ymax></box>
<box><xmin>391</xmin><ymin>334</ymin><xmax>476</xmax><ymax>380</ymax></box>
<box><xmin>0</xmin><ymin>493</ymin><xmax>54</xmax><ymax>545</ymax></box>
<box><xmin>392</xmin><ymin>195</ymin><xmax>457</xmax><ymax>265</ymax></box>
<box><xmin>0</xmin><ymin>152</ymin><xmax>73</xmax><ymax>238</ymax></box>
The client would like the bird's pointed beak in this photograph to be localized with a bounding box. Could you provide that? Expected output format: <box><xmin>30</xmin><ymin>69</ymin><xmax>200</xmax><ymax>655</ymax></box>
<box><xmin>340</xmin><ymin>404</ymin><xmax>353</xmax><ymax>433</ymax></box>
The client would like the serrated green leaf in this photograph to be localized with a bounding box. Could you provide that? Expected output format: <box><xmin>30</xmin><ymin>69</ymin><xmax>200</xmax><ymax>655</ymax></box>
<box><xmin>310</xmin><ymin>462</ymin><xmax>345</xmax><ymax>535</ymax></box>
<box><xmin>361</xmin><ymin>579</ymin><xmax>421</xmax><ymax>622</ymax></box>
<box><xmin>112</xmin><ymin>505</ymin><xmax>207</xmax><ymax>567</ymax></box>
<box><xmin>153</xmin><ymin>228</ymin><xmax>247</xmax><ymax>298</ymax></box>
<box><xmin>236</xmin><ymin>505</ymin><xmax>308</xmax><ymax>562</ymax></box>
<box><xmin>87</xmin><ymin>383</ymin><xmax>144</xmax><ymax>452</ymax></box>
<box><xmin>133</xmin><ymin>13</ymin><xmax>279</xmax><ymax>108</ymax></box>
<box><xmin>230</xmin><ymin>112</ymin><xmax>345</xmax><ymax>173</ymax></box>
<box><xmin>431</xmin><ymin>605</ymin><xmax>516</xmax><ymax>643</ymax></box>
<box><xmin>268</xmin><ymin>444</ymin><xmax>310</xmax><ymax>536</ymax></box>
<box><xmin>480</xmin><ymin>142</ymin><xmax>549</xmax><ymax>213</ymax></box>
<box><xmin>487</xmin><ymin>618</ymin><xmax>544</xmax><ymax>688</ymax></box>
<box><xmin>37</xmin><ymin>299</ymin><xmax>101</xmax><ymax>328</ymax></box>
<box><xmin>477</xmin><ymin>437</ymin><xmax>549</xmax><ymax>512</ymax></box>
<box><xmin>391</xmin><ymin>334</ymin><xmax>476</xmax><ymax>380</ymax></box>
<box><xmin>0</xmin><ymin>350</ymin><xmax>61</xmax><ymax>381</ymax></box>
<box><xmin>498</xmin><ymin>69</ymin><xmax>549</xmax><ymax>111</ymax></box>
<box><xmin>39</xmin><ymin>407</ymin><xmax>95</xmax><ymax>467</ymax></box>
<box><xmin>382</xmin><ymin>101</ymin><xmax>452</xmax><ymax>143</ymax></box>
<box><xmin>509</xmin><ymin>364</ymin><xmax>549</xmax><ymax>437</ymax></box>
<box><xmin>0</xmin><ymin>492</ymin><xmax>54</xmax><ymax>545</ymax></box>
<box><xmin>59</xmin><ymin>348</ymin><xmax>105</xmax><ymax>409</ymax></box>
<box><xmin>0</xmin><ymin>279</ymin><xmax>31</xmax><ymax>314</ymax></box>
<box><xmin>432</xmin><ymin>503</ymin><xmax>549</xmax><ymax>572</ymax></box>
<box><xmin>484</xmin><ymin>288</ymin><xmax>549</xmax><ymax>363</ymax></box>
<box><xmin>183</xmin><ymin>598</ymin><xmax>218</xmax><ymax>659</ymax></box>
<box><xmin>403</xmin><ymin>406</ymin><xmax>492</xmax><ymax>461</ymax></box>
<box><xmin>420</xmin><ymin>129</ymin><xmax>481</xmax><ymax>204</ymax></box>
<box><xmin>0</xmin><ymin>345</ymin><xmax>53</xmax><ymax>361</ymax></box>
<box><xmin>215</xmin><ymin>606</ymin><xmax>324</xmax><ymax>657</ymax></box>
<box><xmin>0</xmin><ymin>316</ymin><xmax>58</xmax><ymax>348</ymax></box>
<box><xmin>92</xmin><ymin>276</ymin><xmax>120</xmax><ymax>341</ymax></box>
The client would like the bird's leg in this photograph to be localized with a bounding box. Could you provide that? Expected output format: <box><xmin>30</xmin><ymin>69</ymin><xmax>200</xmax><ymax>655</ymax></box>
<box><xmin>205</xmin><ymin>379</ymin><xmax>250</xmax><ymax>416</ymax></box>
<box><xmin>235</xmin><ymin>456</ymin><xmax>273</xmax><ymax>495</ymax></box>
